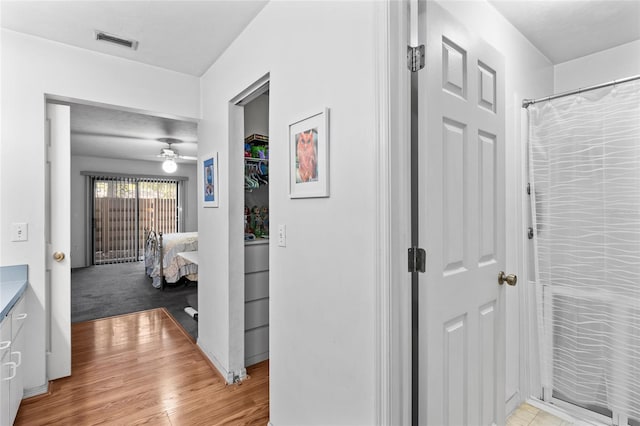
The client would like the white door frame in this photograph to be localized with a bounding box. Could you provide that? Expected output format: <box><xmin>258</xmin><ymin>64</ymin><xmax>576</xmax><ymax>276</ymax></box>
<box><xmin>374</xmin><ymin>0</ymin><xmax>413</xmax><ymax>424</ymax></box>
<box><xmin>226</xmin><ymin>74</ymin><xmax>270</xmax><ymax>383</ymax></box>
<box><xmin>517</xmin><ymin>106</ymin><xmax>541</xmax><ymax>407</ymax></box>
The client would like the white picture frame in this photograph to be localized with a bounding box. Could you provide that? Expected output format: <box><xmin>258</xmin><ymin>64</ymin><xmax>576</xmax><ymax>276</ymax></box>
<box><xmin>203</xmin><ymin>152</ymin><xmax>219</xmax><ymax>207</ymax></box>
<box><xmin>289</xmin><ymin>108</ymin><xmax>330</xmax><ymax>198</ymax></box>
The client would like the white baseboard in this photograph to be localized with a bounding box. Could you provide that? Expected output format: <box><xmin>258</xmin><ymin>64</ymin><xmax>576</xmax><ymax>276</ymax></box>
<box><xmin>527</xmin><ymin>398</ymin><xmax>599</xmax><ymax>425</ymax></box>
<box><xmin>506</xmin><ymin>389</ymin><xmax>522</xmax><ymax>417</ymax></box>
<box><xmin>198</xmin><ymin>340</ymin><xmax>231</xmax><ymax>382</ymax></box>
<box><xmin>197</xmin><ymin>340</ymin><xmax>246</xmax><ymax>384</ymax></box>
<box><xmin>237</xmin><ymin>367</ymin><xmax>247</xmax><ymax>382</ymax></box>
<box><xmin>23</xmin><ymin>383</ymin><xmax>49</xmax><ymax>398</ymax></box>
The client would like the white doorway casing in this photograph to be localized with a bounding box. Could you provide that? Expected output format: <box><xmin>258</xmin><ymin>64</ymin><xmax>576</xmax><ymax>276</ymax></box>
<box><xmin>380</xmin><ymin>0</ymin><xmax>413</xmax><ymax>424</ymax></box>
<box><xmin>213</xmin><ymin>74</ymin><xmax>270</xmax><ymax>384</ymax></box>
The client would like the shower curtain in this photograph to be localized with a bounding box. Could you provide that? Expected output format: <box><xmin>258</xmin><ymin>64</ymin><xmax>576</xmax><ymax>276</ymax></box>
<box><xmin>529</xmin><ymin>79</ymin><xmax>640</xmax><ymax>423</ymax></box>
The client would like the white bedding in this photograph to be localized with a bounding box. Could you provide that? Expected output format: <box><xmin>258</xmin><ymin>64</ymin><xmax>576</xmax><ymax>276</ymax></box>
<box><xmin>146</xmin><ymin>231</ymin><xmax>198</xmax><ymax>288</ymax></box>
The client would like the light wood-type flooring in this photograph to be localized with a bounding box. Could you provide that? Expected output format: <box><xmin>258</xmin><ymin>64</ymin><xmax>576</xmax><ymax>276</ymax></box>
<box><xmin>15</xmin><ymin>308</ymin><xmax>269</xmax><ymax>425</ymax></box>
<box><xmin>507</xmin><ymin>402</ymin><xmax>574</xmax><ymax>426</ymax></box>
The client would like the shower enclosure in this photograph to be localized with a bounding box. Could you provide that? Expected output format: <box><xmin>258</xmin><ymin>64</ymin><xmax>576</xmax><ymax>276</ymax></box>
<box><xmin>527</xmin><ymin>77</ymin><xmax>640</xmax><ymax>426</ymax></box>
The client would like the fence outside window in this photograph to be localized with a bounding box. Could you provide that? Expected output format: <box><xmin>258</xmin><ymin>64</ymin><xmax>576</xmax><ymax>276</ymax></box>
<box><xmin>92</xmin><ymin>176</ymin><xmax>181</xmax><ymax>265</ymax></box>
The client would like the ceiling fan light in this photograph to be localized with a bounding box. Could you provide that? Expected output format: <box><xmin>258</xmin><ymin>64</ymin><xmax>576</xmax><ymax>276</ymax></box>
<box><xmin>162</xmin><ymin>158</ymin><xmax>177</xmax><ymax>173</ymax></box>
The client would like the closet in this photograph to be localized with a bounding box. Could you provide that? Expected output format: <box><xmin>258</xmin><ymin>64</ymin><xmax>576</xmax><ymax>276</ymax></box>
<box><xmin>243</xmin><ymin>93</ymin><xmax>269</xmax><ymax>367</ymax></box>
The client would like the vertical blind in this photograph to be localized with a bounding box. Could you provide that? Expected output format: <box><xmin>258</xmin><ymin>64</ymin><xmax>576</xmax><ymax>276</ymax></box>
<box><xmin>529</xmin><ymin>79</ymin><xmax>640</xmax><ymax>423</ymax></box>
<box><xmin>91</xmin><ymin>175</ymin><xmax>180</xmax><ymax>265</ymax></box>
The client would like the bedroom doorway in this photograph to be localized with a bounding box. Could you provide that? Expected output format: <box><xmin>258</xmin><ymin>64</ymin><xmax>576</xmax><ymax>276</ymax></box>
<box><xmin>45</xmin><ymin>94</ymin><xmax>200</xmax><ymax>384</ymax></box>
<box><xmin>67</xmin><ymin>102</ymin><xmax>199</xmax><ymax>333</ymax></box>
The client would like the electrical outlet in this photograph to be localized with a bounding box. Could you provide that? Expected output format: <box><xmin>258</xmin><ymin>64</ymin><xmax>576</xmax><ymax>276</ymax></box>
<box><xmin>11</xmin><ymin>223</ymin><xmax>28</xmax><ymax>242</ymax></box>
<box><xmin>278</xmin><ymin>224</ymin><xmax>286</xmax><ymax>247</ymax></box>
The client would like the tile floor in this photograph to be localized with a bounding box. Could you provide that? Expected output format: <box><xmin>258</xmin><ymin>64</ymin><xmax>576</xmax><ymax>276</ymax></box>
<box><xmin>507</xmin><ymin>402</ymin><xmax>574</xmax><ymax>426</ymax></box>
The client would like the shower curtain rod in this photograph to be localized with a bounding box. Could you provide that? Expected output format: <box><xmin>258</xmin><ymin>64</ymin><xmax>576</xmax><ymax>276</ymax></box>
<box><xmin>522</xmin><ymin>74</ymin><xmax>640</xmax><ymax>108</ymax></box>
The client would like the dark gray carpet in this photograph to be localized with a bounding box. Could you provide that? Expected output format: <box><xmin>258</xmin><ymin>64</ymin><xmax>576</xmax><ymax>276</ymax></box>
<box><xmin>71</xmin><ymin>261</ymin><xmax>198</xmax><ymax>339</ymax></box>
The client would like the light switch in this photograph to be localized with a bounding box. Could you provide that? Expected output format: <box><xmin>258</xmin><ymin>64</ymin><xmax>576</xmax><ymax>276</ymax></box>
<box><xmin>11</xmin><ymin>223</ymin><xmax>28</xmax><ymax>242</ymax></box>
<box><xmin>278</xmin><ymin>224</ymin><xmax>286</xmax><ymax>247</ymax></box>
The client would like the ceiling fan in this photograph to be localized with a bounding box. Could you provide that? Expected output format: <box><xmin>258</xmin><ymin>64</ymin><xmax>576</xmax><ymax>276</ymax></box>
<box><xmin>157</xmin><ymin>138</ymin><xmax>197</xmax><ymax>173</ymax></box>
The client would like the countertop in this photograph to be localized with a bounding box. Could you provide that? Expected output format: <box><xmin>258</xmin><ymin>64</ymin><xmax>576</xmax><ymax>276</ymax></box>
<box><xmin>245</xmin><ymin>238</ymin><xmax>269</xmax><ymax>246</ymax></box>
<box><xmin>0</xmin><ymin>265</ymin><xmax>28</xmax><ymax>319</ymax></box>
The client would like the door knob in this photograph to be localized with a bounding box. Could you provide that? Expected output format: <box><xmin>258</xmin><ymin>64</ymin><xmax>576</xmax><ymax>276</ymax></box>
<box><xmin>53</xmin><ymin>251</ymin><xmax>65</xmax><ymax>262</ymax></box>
<box><xmin>498</xmin><ymin>271</ymin><xmax>517</xmax><ymax>286</ymax></box>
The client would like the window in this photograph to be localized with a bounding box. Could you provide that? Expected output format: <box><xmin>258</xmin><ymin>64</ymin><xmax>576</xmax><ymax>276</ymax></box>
<box><xmin>92</xmin><ymin>176</ymin><xmax>181</xmax><ymax>264</ymax></box>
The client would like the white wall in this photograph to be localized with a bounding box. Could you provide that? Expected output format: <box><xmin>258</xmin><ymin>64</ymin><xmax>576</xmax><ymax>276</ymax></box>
<box><xmin>436</xmin><ymin>0</ymin><xmax>554</xmax><ymax>414</ymax></box>
<box><xmin>198</xmin><ymin>2</ymin><xmax>378</xmax><ymax>424</ymax></box>
<box><xmin>244</xmin><ymin>94</ymin><xmax>269</xmax><ymax>138</ymax></box>
<box><xmin>0</xmin><ymin>29</ymin><xmax>199</xmax><ymax>393</ymax></box>
<box><xmin>70</xmin><ymin>155</ymin><xmax>198</xmax><ymax>268</ymax></box>
<box><xmin>554</xmin><ymin>40</ymin><xmax>640</xmax><ymax>93</ymax></box>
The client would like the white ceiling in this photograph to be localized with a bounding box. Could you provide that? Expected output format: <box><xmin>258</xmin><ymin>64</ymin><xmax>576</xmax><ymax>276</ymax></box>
<box><xmin>489</xmin><ymin>0</ymin><xmax>640</xmax><ymax>64</ymax></box>
<box><xmin>1</xmin><ymin>0</ymin><xmax>269</xmax><ymax>77</ymax></box>
<box><xmin>2</xmin><ymin>0</ymin><xmax>639</xmax><ymax>163</ymax></box>
<box><xmin>68</xmin><ymin>103</ymin><xmax>198</xmax><ymax>163</ymax></box>
<box><xmin>1</xmin><ymin>1</ymin><xmax>269</xmax><ymax>164</ymax></box>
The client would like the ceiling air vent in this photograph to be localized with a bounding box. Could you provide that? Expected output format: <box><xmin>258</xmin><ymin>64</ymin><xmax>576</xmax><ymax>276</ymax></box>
<box><xmin>95</xmin><ymin>30</ymin><xmax>139</xmax><ymax>50</ymax></box>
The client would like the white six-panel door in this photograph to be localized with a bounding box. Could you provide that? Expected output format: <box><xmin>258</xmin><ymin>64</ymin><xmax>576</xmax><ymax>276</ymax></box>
<box><xmin>418</xmin><ymin>2</ymin><xmax>506</xmax><ymax>425</ymax></box>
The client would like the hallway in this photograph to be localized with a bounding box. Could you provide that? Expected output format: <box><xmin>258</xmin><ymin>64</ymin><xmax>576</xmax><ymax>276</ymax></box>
<box><xmin>16</xmin><ymin>309</ymin><xmax>269</xmax><ymax>425</ymax></box>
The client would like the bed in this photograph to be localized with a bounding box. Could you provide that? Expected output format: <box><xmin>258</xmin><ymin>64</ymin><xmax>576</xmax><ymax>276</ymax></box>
<box><xmin>144</xmin><ymin>229</ymin><xmax>198</xmax><ymax>289</ymax></box>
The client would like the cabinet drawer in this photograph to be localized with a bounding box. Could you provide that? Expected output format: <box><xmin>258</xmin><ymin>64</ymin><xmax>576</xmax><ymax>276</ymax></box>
<box><xmin>245</xmin><ymin>326</ymin><xmax>269</xmax><ymax>358</ymax></box>
<box><xmin>245</xmin><ymin>299</ymin><xmax>269</xmax><ymax>331</ymax></box>
<box><xmin>245</xmin><ymin>244</ymin><xmax>269</xmax><ymax>273</ymax></box>
<box><xmin>11</xmin><ymin>296</ymin><xmax>26</xmax><ymax>339</ymax></box>
<box><xmin>0</xmin><ymin>319</ymin><xmax>10</xmax><ymax>360</ymax></box>
<box><xmin>245</xmin><ymin>272</ymin><xmax>269</xmax><ymax>302</ymax></box>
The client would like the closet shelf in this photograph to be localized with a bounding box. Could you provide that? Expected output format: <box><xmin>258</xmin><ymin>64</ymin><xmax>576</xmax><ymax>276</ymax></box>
<box><xmin>245</xmin><ymin>157</ymin><xmax>269</xmax><ymax>162</ymax></box>
<box><xmin>244</xmin><ymin>185</ymin><xmax>269</xmax><ymax>192</ymax></box>
<box><xmin>245</xmin><ymin>134</ymin><xmax>268</xmax><ymax>144</ymax></box>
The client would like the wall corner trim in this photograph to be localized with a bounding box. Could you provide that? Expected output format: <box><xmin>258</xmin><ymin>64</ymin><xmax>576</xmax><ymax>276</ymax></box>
<box><xmin>374</xmin><ymin>1</ymin><xmax>394</xmax><ymax>425</ymax></box>
<box><xmin>197</xmin><ymin>340</ymin><xmax>236</xmax><ymax>384</ymax></box>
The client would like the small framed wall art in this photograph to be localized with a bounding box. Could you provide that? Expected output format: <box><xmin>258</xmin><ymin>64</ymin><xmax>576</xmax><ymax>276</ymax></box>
<box><xmin>289</xmin><ymin>108</ymin><xmax>330</xmax><ymax>198</ymax></box>
<box><xmin>203</xmin><ymin>153</ymin><xmax>219</xmax><ymax>207</ymax></box>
